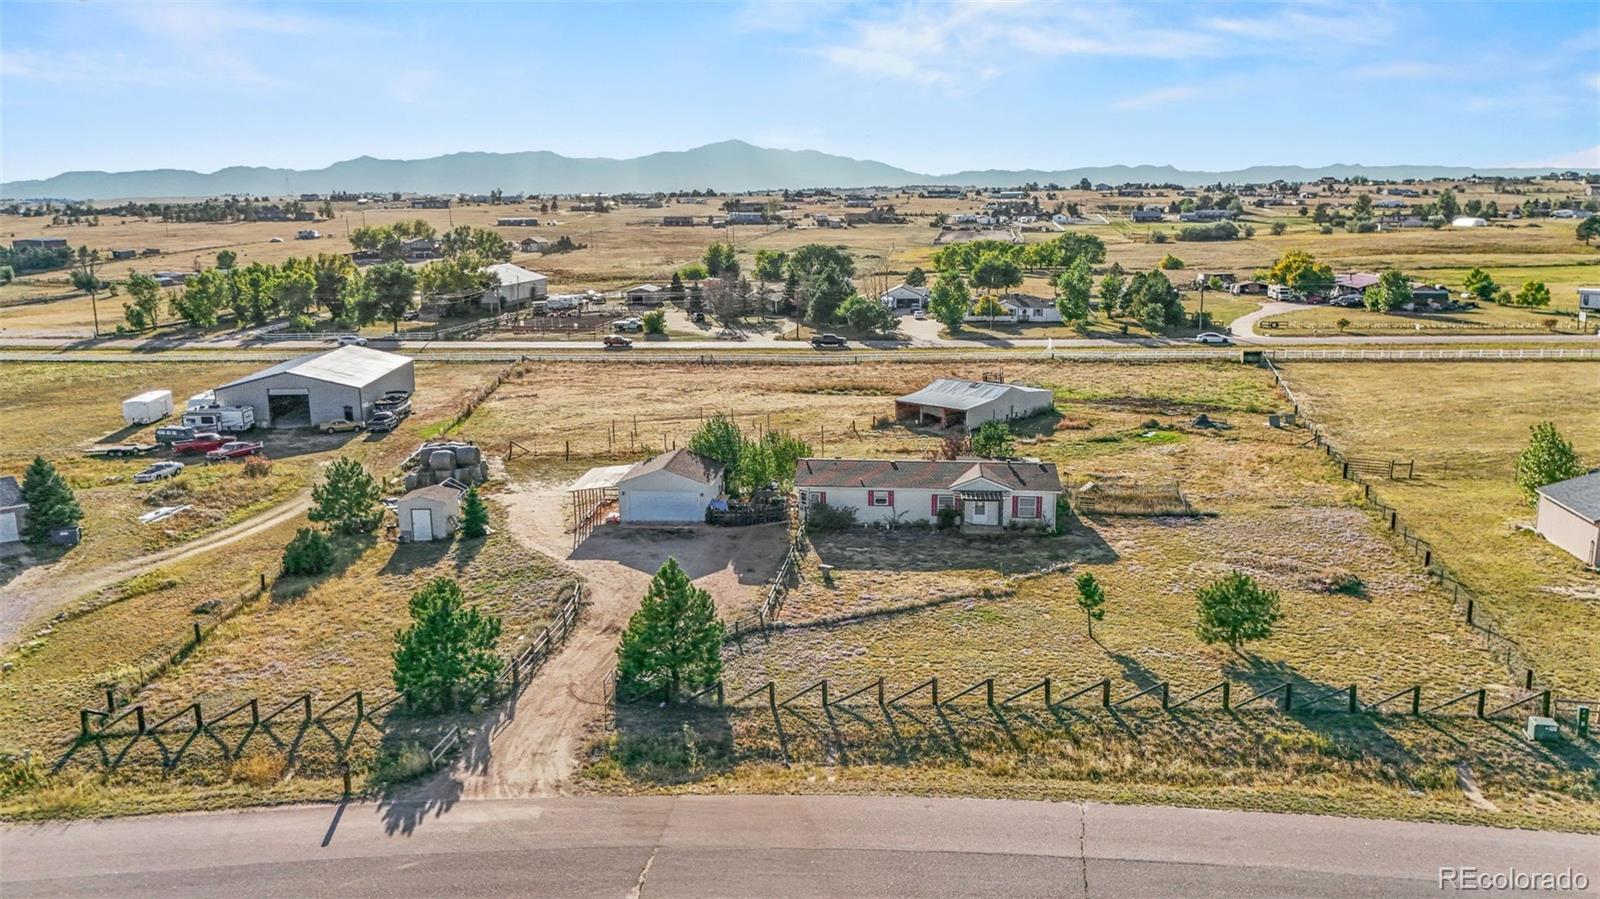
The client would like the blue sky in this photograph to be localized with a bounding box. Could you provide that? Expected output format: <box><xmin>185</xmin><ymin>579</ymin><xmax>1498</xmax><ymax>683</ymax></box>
<box><xmin>3</xmin><ymin>1</ymin><xmax>1598</xmax><ymax>181</ymax></box>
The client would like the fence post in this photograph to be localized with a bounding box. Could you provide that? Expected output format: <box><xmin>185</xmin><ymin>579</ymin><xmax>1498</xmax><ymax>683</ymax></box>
<box><xmin>1410</xmin><ymin>685</ymin><xmax>1421</xmax><ymax>715</ymax></box>
<box><xmin>1160</xmin><ymin>683</ymin><xmax>1170</xmax><ymax>709</ymax></box>
<box><xmin>80</xmin><ymin>709</ymin><xmax>93</xmax><ymax>740</ymax></box>
<box><xmin>1043</xmin><ymin>676</ymin><xmax>1052</xmax><ymax>708</ymax></box>
<box><xmin>876</xmin><ymin>677</ymin><xmax>885</xmax><ymax>708</ymax></box>
<box><xmin>986</xmin><ymin>679</ymin><xmax>995</xmax><ymax>708</ymax></box>
<box><xmin>355</xmin><ymin>691</ymin><xmax>364</xmax><ymax>722</ymax></box>
<box><xmin>1100</xmin><ymin>678</ymin><xmax>1110</xmax><ymax>708</ymax></box>
<box><xmin>717</xmin><ymin>681</ymin><xmax>725</xmax><ymax>707</ymax></box>
<box><xmin>1540</xmin><ymin>690</ymin><xmax>1550</xmax><ymax>718</ymax></box>
<box><xmin>1221</xmin><ymin>681</ymin><xmax>1230</xmax><ymax>711</ymax></box>
<box><xmin>821</xmin><ymin>679</ymin><xmax>830</xmax><ymax>711</ymax></box>
<box><xmin>1524</xmin><ymin>669</ymin><xmax>1533</xmax><ymax>690</ymax></box>
<box><xmin>302</xmin><ymin>694</ymin><xmax>312</xmax><ymax>722</ymax></box>
<box><xmin>1347</xmin><ymin>684</ymin><xmax>1358</xmax><ymax>714</ymax></box>
<box><xmin>1466</xmin><ymin>599</ymin><xmax>1474</xmax><ymax>625</ymax></box>
<box><xmin>134</xmin><ymin>707</ymin><xmax>146</xmax><ymax>733</ymax></box>
<box><xmin>1475</xmin><ymin>689</ymin><xmax>1486</xmax><ymax>718</ymax></box>
<box><xmin>1282</xmin><ymin>683</ymin><xmax>1294</xmax><ymax>712</ymax></box>
<box><xmin>931</xmin><ymin>676</ymin><xmax>939</xmax><ymax>707</ymax></box>
<box><xmin>766</xmin><ymin>682</ymin><xmax>778</xmax><ymax>720</ymax></box>
<box><xmin>260</xmin><ymin>572</ymin><xmax>267</xmax><ymax>591</ymax></box>
<box><xmin>105</xmin><ymin>688</ymin><xmax>116</xmax><ymax>712</ymax></box>
<box><xmin>193</xmin><ymin>622</ymin><xmax>203</xmax><ymax>645</ymax></box>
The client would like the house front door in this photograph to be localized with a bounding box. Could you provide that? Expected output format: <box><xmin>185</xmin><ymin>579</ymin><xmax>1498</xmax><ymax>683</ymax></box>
<box><xmin>965</xmin><ymin>500</ymin><xmax>999</xmax><ymax>526</ymax></box>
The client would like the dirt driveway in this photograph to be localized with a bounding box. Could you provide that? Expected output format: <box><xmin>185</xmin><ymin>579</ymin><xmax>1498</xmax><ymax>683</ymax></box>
<box><xmin>451</xmin><ymin>480</ymin><xmax>787</xmax><ymax>798</ymax></box>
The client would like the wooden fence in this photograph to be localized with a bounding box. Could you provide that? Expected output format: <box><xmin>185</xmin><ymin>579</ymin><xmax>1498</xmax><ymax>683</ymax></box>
<box><xmin>1264</xmin><ymin>358</ymin><xmax>1538</xmax><ymax>685</ymax></box>
<box><xmin>724</xmin><ymin>522</ymin><xmax>807</xmax><ymax>644</ymax></box>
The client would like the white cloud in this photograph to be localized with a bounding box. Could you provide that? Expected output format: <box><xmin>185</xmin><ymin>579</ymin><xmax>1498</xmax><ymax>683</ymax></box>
<box><xmin>1348</xmin><ymin>61</ymin><xmax>1453</xmax><ymax>80</ymax></box>
<box><xmin>1111</xmin><ymin>85</ymin><xmax>1197</xmax><ymax>110</ymax></box>
<box><xmin>1522</xmin><ymin>145</ymin><xmax>1600</xmax><ymax>169</ymax></box>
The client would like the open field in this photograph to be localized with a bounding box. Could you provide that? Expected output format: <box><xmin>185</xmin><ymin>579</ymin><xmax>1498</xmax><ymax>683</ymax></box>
<box><xmin>1279</xmin><ymin>362</ymin><xmax>1600</xmax><ymax>696</ymax></box>
<box><xmin>1261</xmin><ymin>302</ymin><xmax>1586</xmax><ymax>337</ymax></box>
<box><xmin>4</xmin><ymin>178</ymin><xmax>1595</xmax><ymax>338</ymax></box>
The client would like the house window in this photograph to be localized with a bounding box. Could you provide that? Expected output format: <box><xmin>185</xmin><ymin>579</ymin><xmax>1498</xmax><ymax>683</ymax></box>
<box><xmin>868</xmin><ymin>490</ymin><xmax>892</xmax><ymax>507</ymax></box>
<box><xmin>1016</xmin><ymin>496</ymin><xmax>1041</xmax><ymax>519</ymax></box>
<box><xmin>935</xmin><ymin>495</ymin><xmax>957</xmax><ymax>510</ymax></box>
<box><xmin>970</xmin><ymin>501</ymin><xmax>987</xmax><ymax>516</ymax></box>
<box><xmin>804</xmin><ymin>491</ymin><xmax>826</xmax><ymax>506</ymax></box>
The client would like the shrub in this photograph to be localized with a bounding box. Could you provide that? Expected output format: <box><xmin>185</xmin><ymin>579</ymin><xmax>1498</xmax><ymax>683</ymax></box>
<box><xmin>241</xmin><ymin>455</ymin><xmax>272</xmax><ymax>478</ymax></box>
<box><xmin>1319</xmin><ymin>224</ymin><xmax>1334</xmax><ymax>235</ymax></box>
<box><xmin>281</xmin><ymin>527</ymin><xmax>334</xmax><ymax>577</ymax></box>
<box><xmin>937</xmin><ymin>506</ymin><xmax>960</xmax><ymax>530</ymax></box>
<box><xmin>1270</xmin><ymin>222</ymin><xmax>1287</xmax><ymax>236</ymax></box>
<box><xmin>1195</xmin><ymin>571</ymin><xmax>1282</xmax><ymax>649</ymax></box>
<box><xmin>1158</xmin><ymin>254</ymin><xmax>1185</xmax><ymax>270</ymax></box>
<box><xmin>371</xmin><ymin>743</ymin><xmax>433</xmax><ymax>784</ymax></box>
<box><xmin>641</xmin><ymin>309</ymin><xmax>667</xmax><ymax>334</ymax></box>
<box><xmin>804</xmin><ymin>502</ymin><xmax>857</xmax><ymax>533</ymax></box>
<box><xmin>229</xmin><ymin>750</ymin><xmax>284</xmax><ymax>787</ymax></box>
<box><xmin>1309</xmin><ymin>567</ymin><xmax>1364</xmax><ymax>597</ymax></box>
<box><xmin>289</xmin><ymin>313</ymin><xmax>316</xmax><ymax>332</ymax></box>
<box><xmin>1176</xmin><ymin>221</ymin><xmax>1240</xmax><ymax>242</ymax></box>
<box><xmin>1149</xmin><ymin>230</ymin><xmax>1169</xmax><ymax>244</ymax></box>
<box><xmin>460</xmin><ymin>486</ymin><xmax>489</xmax><ymax>538</ymax></box>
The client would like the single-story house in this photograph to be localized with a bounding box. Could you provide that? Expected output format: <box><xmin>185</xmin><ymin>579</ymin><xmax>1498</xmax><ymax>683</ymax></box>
<box><xmin>497</xmin><ymin>217</ymin><xmax>541</xmax><ymax>227</ymax></box>
<box><xmin>895</xmin><ymin>378</ymin><xmax>1054</xmax><ymax>429</ymax></box>
<box><xmin>1576</xmin><ymin>286</ymin><xmax>1600</xmax><ymax>312</ymax></box>
<box><xmin>481</xmin><ymin>262</ymin><xmax>549</xmax><ymax>310</ymax></box>
<box><xmin>725</xmin><ymin>211</ymin><xmax>765</xmax><ymax>225</ymax></box>
<box><xmin>11</xmin><ymin>238</ymin><xmax>68</xmax><ymax>251</ymax></box>
<box><xmin>1131</xmin><ymin>207</ymin><xmax>1164</xmax><ymax>223</ymax></box>
<box><xmin>0</xmin><ymin>476</ymin><xmax>27</xmax><ymax>545</ymax></box>
<box><xmin>518</xmin><ymin>237</ymin><xmax>550</xmax><ymax>253</ymax></box>
<box><xmin>397</xmin><ymin>481</ymin><xmax>466</xmax><ymax>542</ymax></box>
<box><xmin>1000</xmin><ymin>294</ymin><xmax>1061</xmax><ymax>323</ymax></box>
<box><xmin>794</xmin><ymin>458</ymin><xmax>1062</xmax><ymax>529</ymax></box>
<box><xmin>616</xmin><ymin>449</ymin><xmax>725</xmax><ymax>524</ymax></box>
<box><xmin>879</xmin><ymin>283</ymin><xmax>931</xmax><ymax>311</ymax></box>
<box><xmin>213</xmin><ymin>345</ymin><xmax>414</xmax><ymax>427</ymax></box>
<box><xmin>1334</xmin><ymin>272</ymin><xmax>1380</xmax><ymax>295</ymax></box>
<box><xmin>626</xmin><ymin>284</ymin><xmax>665</xmax><ymax>306</ymax></box>
<box><xmin>1535</xmin><ymin>472</ymin><xmax>1600</xmax><ymax>567</ymax></box>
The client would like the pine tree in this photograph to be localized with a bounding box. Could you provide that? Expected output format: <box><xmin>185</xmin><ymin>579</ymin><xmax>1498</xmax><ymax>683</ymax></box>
<box><xmin>281</xmin><ymin>527</ymin><xmax>334</xmax><ymax>576</ymax></box>
<box><xmin>460</xmin><ymin>486</ymin><xmax>489</xmax><ymax>538</ymax></box>
<box><xmin>1196</xmin><ymin>571</ymin><xmax>1282</xmax><ymax>650</ymax></box>
<box><xmin>617</xmin><ymin>558</ymin><xmax>725</xmax><ymax>699</ymax></box>
<box><xmin>309</xmin><ymin>456</ymin><xmax>384</xmax><ymax>534</ymax></box>
<box><xmin>1075</xmin><ymin>571</ymin><xmax>1106</xmax><ymax>640</ymax></box>
<box><xmin>1515</xmin><ymin>422</ymin><xmax>1585</xmax><ymax>504</ymax></box>
<box><xmin>392</xmin><ymin>577</ymin><xmax>504</xmax><ymax>712</ymax></box>
<box><xmin>19</xmin><ymin>456</ymin><xmax>81</xmax><ymax>544</ymax></box>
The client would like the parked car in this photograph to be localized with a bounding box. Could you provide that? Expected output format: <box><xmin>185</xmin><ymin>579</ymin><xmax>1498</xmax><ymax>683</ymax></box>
<box><xmin>154</xmin><ymin>425</ymin><xmax>199</xmax><ymax>445</ymax></box>
<box><xmin>319</xmin><ymin>418</ymin><xmax>365</xmax><ymax>434</ymax></box>
<box><xmin>335</xmin><ymin>334</ymin><xmax>368</xmax><ymax>346</ymax></box>
<box><xmin>690</xmin><ymin>311</ymin><xmax>706</xmax><ymax>323</ymax></box>
<box><xmin>402</xmin><ymin>310</ymin><xmax>421</xmax><ymax>321</ymax></box>
<box><xmin>172</xmin><ymin>432</ymin><xmax>228</xmax><ymax>455</ymax></box>
<box><xmin>811</xmin><ymin>333</ymin><xmax>848</xmax><ymax>348</ymax></box>
<box><xmin>603</xmin><ymin>335</ymin><xmax>633</xmax><ymax>348</ymax></box>
<box><xmin>1194</xmin><ymin>332</ymin><xmax>1232</xmax><ymax>346</ymax></box>
<box><xmin>1329</xmin><ymin>294</ymin><xmax>1365</xmax><ymax>308</ymax></box>
<box><xmin>367</xmin><ymin>411</ymin><xmax>401</xmax><ymax>433</ymax></box>
<box><xmin>206</xmin><ymin>440</ymin><xmax>264</xmax><ymax>461</ymax></box>
<box><xmin>613</xmin><ymin>318</ymin><xmax>644</xmax><ymax>333</ymax></box>
<box><xmin>913</xmin><ymin>309</ymin><xmax>926</xmax><ymax>320</ymax></box>
<box><xmin>133</xmin><ymin>461</ymin><xmax>185</xmax><ymax>483</ymax></box>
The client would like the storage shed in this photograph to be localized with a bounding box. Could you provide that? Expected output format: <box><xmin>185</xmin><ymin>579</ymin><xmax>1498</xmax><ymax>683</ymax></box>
<box><xmin>0</xmin><ymin>476</ymin><xmax>27</xmax><ymax>545</ymax></box>
<box><xmin>122</xmin><ymin>389</ymin><xmax>174</xmax><ymax>425</ymax></box>
<box><xmin>212</xmin><ymin>346</ymin><xmax>414</xmax><ymax>427</ymax></box>
<box><xmin>616</xmin><ymin>449</ymin><xmax>725</xmax><ymax>524</ymax></box>
<box><xmin>397</xmin><ymin>481</ymin><xmax>466</xmax><ymax>542</ymax></box>
<box><xmin>895</xmin><ymin>378</ymin><xmax>1054</xmax><ymax>429</ymax></box>
<box><xmin>1535</xmin><ymin>472</ymin><xmax>1600</xmax><ymax>567</ymax></box>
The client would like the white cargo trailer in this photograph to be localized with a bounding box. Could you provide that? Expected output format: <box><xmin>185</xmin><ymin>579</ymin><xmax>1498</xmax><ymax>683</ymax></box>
<box><xmin>122</xmin><ymin>390</ymin><xmax>174</xmax><ymax>425</ymax></box>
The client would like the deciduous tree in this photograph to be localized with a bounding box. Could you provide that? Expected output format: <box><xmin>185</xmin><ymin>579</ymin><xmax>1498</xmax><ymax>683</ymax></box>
<box><xmin>969</xmin><ymin>420</ymin><xmax>1015</xmax><ymax>459</ymax></box>
<box><xmin>1515</xmin><ymin>422</ymin><xmax>1584</xmax><ymax>504</ymax></box>
<box><xmin>927</xmin><ymin>274</ymin><xmax>971</xmax><ymax>331</ymax></box>
<box><xmin>1364</xmin><ymin>268</ymin><xmax>1412</xmax><ymax>313</ymax></box>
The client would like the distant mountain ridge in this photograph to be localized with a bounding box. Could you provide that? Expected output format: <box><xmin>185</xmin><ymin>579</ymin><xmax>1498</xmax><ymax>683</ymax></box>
<box><xmin>2</xmin><ymin>140</ymin><xmax>1588</xmax><ymax>200</ymax></box>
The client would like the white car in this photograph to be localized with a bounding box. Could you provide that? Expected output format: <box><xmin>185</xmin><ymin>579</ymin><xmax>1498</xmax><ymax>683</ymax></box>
<box><xmin>133</xmin><ymin>461</ymin><xmax>185</xmax><ymax>483</ymax></box>
<box><xmin>913</xmin><ymin>309</ymin><xmax>926</xmax><ymax>320</ymax></box>
<box><xmin>336</xmin><ymin>334</ymin><xmax>368</xmax><ymax>346</ymax></box>
<box><xmin>1195</xmin><ymin>332</ymin><xmax>1232</xmax><ymax>345</ymax></box>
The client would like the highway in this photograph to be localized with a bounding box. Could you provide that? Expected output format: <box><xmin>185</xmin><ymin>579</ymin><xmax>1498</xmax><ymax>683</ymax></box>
<box><xmin>3</xmin><ymin>796</ymin><xmax>1595</xmax><ymax>897</ymax></box>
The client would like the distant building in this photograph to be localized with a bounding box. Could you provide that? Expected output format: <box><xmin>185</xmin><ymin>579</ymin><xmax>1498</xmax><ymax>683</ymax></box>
<box><xmin>879</xmin><ymin>283</ymin><xmax>931</xmax><ymax>311</ymax></box>
<box><xmin>497</xmin><ymin>217</ymin><xmax>541</xmax><ymax>227</ymax></box>
<box><xmin>661</xmin><ymin>215</ymin><xmax>698</xmax><ymax>227</ymax></box>
<box><xmin>481</xmin><ymin>263</ymin><xmax>549</xmax><ymax>311</ymax></box>
<box><xmin>894</xmin><ymin>378</ymin><xmax>1054</xmax><ymax>429</ymax></box>
<box><xmin>725</xmin><ymin>211</ymin><xmax>765</xmax><ymax>225</ymax></box>
<box><xmin>411</xmin><ymin>197</ymin><xmax>451</xmax><ymax>209</ymax></box>
<box><xmin>11</xmin><ymin>238</ymin><xmax>68</xmax><ymax>251</ymax></box>
<box><xmin>1131</xmin><ymin>207</ymin><xmax>1164</xmax><ymax>223</ymax></box>
<box><xmin>1535</xmin><ymin>472</ymin><xmax>1600</xmax><ymax>567</ymax></box>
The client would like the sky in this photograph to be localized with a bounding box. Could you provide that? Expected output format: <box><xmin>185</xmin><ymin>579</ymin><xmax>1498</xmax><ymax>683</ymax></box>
<box><xmin>2</xmin><ymin>0</ymin><xmax>1598</xmax><ymax>182</ymax></box>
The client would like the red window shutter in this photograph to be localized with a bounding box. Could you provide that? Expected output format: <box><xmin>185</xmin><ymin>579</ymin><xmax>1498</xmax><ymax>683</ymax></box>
<box><xmin>1012</xmin><ymin>495</ymin><xmax>1019</xmax><ymax>518</ymax></box>
<box><xmin>887</xmin><ymin>490</ymin><xmax>895</xmax><ymax>507</ymax></box>
<box><xmin>931</xmin><ymin>494</ymin><xmax>938</xmax><ymax>515</ymax></box>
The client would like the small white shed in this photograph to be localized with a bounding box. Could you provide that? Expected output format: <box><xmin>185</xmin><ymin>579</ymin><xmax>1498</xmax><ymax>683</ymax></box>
<box><xmin>616</xmin><ymin>449</ymin><xmax>725</xmax><ymax>524</ymax></box>
<box><xmin>397</xmin><ymin>482</ymin><xmax>466</xmax><ymax>542</ymax></box>
<box><xmin>0</xmin><ymin>476</ymin><xmax>27</xmax><ymax>545</ymax></box>
<box><xmin>1535</xmin><ymin>472</ymin><xmax>1600</xmax><ymax>567</ymax></box>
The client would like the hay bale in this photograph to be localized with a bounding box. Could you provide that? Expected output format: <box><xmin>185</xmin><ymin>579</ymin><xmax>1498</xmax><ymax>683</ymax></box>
<box><xmin>428</xmin><ymin>450</ymin><xmax>455</xmax><ymax>471</ymax></box>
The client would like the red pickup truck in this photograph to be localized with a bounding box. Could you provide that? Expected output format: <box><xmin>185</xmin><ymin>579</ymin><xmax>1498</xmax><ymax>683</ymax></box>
<box><xmin>172</xmin><ymin>433</ymin><xmax>227</xmax><ymax>455</ymax></box>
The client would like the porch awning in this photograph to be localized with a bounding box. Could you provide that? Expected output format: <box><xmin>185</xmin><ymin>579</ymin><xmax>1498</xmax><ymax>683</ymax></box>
<box><xmin>956</xmin><ymin>489</ymin><xmax>1006</xmax><ymax>501</ymax></box>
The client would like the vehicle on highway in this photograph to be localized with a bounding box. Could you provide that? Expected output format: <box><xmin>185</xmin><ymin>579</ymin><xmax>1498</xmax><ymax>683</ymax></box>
<box><xmin>811</xmin><ymin>333</ymin><xmax>848</xmax><ymax>348</ymax></box>
<box><xmin>319</xmin><ymin>418</ymin><xmax>365</xmax><ymax>434</ymax></box>
<box><xmin>1194</xmin><ymin>332</ymin><xmax>1232</xmax><ymax>345</ymax></box>
<box><xmin>172</xmin><ymin>432</ymin><xmax>228</xmax><ymax>455</ymax></box>
<box><xmin>206</xmin><ymin>440</ymin><xmax>264</xmax><ymax>461</ymax></box>
<box><xmin>603</xmin><ymin>335</ymin><xmax>633</xmax><ymax>348</ymax></box>
<box><xmin>133</xmin><ymin>461</ymin><xmax>185</xmax><ymax>483</ymax></box>
<box><xmin>335</xmin><ymin>334</ymin><xmax>368</xmax><ymax>346</ymax></box>
<box><xmin>613</xmin><ymin>317</ymin><xmax>644</xmax><ymax>333</ymax></box>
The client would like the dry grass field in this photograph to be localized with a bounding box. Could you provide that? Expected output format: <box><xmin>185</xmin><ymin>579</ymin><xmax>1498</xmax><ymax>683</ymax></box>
<box><xmin>4</xmin><ymin>177</ymin><xmax>1595</xmax><ymax>337</ymax></box>
<box><xmin>1280</xmin><ymin>362</ymin><xmax>1600</xmax><ymax>696</ymax></box>
<box><xmin>1260</xmin><ymin>302</ymin><xmax>1583</xmax><ymax>336</ymax></box>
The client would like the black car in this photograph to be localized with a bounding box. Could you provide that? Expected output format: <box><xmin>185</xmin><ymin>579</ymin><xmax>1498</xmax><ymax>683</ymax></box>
<box><xmin>367</xmin><ymin>411</ymin><xmax>401</xmax><ymax>433</ymax></box>
<box><xmin>810</xmin><ymin>333</ymin><xmax>848</xmax><ymax>348</ymax></box>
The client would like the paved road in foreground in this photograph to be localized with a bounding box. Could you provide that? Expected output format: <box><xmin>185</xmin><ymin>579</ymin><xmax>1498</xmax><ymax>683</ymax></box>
<box><xmin>3</xmin><ymin>796</ymin><xmax>1594</xmax><ymax>898</ymax></box>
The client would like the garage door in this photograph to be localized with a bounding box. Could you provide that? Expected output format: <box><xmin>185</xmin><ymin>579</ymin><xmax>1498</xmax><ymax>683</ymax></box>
<box><xmin>625</xmin><ymin>491</ymin><xmax>705</xmax><ymax>523</ymax></box>
<box><xmin>0</xmin><ymin>512</ymin><xmax>17</xmax><ymax>544</ymax></box>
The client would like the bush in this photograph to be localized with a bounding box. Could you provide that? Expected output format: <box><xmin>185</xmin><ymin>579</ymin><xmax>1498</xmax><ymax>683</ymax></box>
<box><xmin>1319</xmin><ymin>224</ymin><xmax>1334</xmax><ymax>235</ymax></box>
<box><xmin>281</xmin><ymin>527</ymin><xmax>334</xmax><ymax>576</ymax></box>
<box><xmin>1149</xmin><ymin>230</ymin><xmax>1169</xmax><ymax>244</ymax></box>
<box><xmin>310</xmin><ymin>456</ymin><xmax>383</xmax><ymax>534</ymax></box>
<box><xmin>641</xmin><ymin>309</ymin><xmax>667</xmax><ymax>334</ymax></box>
<box><xmin>289</xmin><ymin>313</ymin><xmax>316</xmax><ymax>332</ymax></box>
<box><xmin>937</xmin><ymin>506</ymin><xmax>960</xmax><ymax>530</ymax></box>
<box><xmin>1176</xmin><ymin>221</ymin><xmax>1241</xmax><ymax>242</ymax></box>
<box><xmin>1270</xmin><ymin>222</ymin><xmax>1287</xmax><ymax>236</ymax></box>
<box><xmin>241</xmin><ymin>455</ymin><xmax>272</xmax><ymax>478</ymax></box>
<box><xmin>1158</xmin><ymin>254</ymin><xmax>1185</xmax><ymax>270</ymax></box>
<box><xmin>1309</xmin><ymin>567</ymin><xmax>1364</xmax><ymax>596</ymax></box>
<box><xmin>804</xmin><ymin>502</ymin><xmax>857</xmax><ymax>533</ymax></box>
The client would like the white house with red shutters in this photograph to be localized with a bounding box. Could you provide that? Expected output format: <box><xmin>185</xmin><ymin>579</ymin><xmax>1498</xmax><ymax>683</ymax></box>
<box><xmin>793</xmin><ymin>458</ymin><xmax>1062</xmax><ymax>529</ymax></box>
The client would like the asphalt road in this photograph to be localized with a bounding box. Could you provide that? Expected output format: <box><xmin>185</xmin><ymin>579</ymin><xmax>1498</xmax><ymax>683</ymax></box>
<box><xmin>3</xmin><ymin>796</ymin><xmax>1595</xmax><ymax>898</ymax></box>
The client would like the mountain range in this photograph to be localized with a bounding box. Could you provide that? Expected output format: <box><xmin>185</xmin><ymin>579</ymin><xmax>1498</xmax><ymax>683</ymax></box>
<box><xmin>2</xmin><ymin>140</ymin><xmax>1588</xmax><ymax>200</ymax></box>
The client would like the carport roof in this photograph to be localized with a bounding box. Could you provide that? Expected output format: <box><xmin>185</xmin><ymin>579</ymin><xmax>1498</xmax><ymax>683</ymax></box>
<box><xmin>217</xmin><ymin>346</ymin><xmax>411</xmax><ymax>390</ymax></box>
<box><xmin>570</xmin><ymin>464</ymin><xmax>635</xmax><ymax>492</ymax></box>
<box><xmin>896</xmin><ymin>378</ymin><xmax>1052</xmax><ymax>412</ymax></box>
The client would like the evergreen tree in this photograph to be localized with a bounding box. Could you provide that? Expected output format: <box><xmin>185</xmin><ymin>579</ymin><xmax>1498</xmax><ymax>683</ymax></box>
<box><xmin>19</xmin><ymin>456</ymin><xmax>81</xmax><ymax>544</ymax></box>
<box><xmin>281</xmin><ymin>527</ymin><xmax>334</xmax><ymax>576</ymax></box>
<box><xmin>1075</xmin><ymin>571</ymin><xmax>1106</xmax><ymax>640</ymax></box>
<box><xmin>1515</xmin><ymin>422</ymin><xmax>1585</xmax><ymax>504</ymax></box>
<box><xmin>904</xmin><ymin>266</ymin><xmax>927</xmax><ymax>287</ymax></box>
<box><xmin>460</xmin><ymin>486</ymin><xmax>490</xmax><ymax>538</ymax></box>
<box><xmin>309</xmin><ymin>457</ymin><xmax>384</xmax><ymax>534</ymax></box>
<box><xmin>392</xmin><ymin>577</ymin><xmax>504</xmax><ymax>712</ymax></box>
<box><xmin>1195</xmin><ymin>571</ymin><xmax>1282</xmax><ymax>650</ymax></box>
<box><xmin>616</xmin><ymin>558</ymin><xmax>725</xmax><ymax>699</ymax></box>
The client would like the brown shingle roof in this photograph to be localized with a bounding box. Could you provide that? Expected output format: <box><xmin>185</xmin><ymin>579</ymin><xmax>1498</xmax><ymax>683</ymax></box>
<box><xmin>624</xmin><ymin>449</ymin><xmax>724</xmax><ymax>485</ymax></box>
<box><xmin>793</xmin><ymin>458</ymin><xmax>1061</xmax><ymax>492</ymax></box>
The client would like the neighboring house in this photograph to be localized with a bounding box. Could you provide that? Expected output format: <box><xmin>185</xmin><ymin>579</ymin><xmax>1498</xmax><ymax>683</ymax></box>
<box><xmin>481</xmin><ymin>262</ymin><xmax>549</xmax><ymax>310</ymax></box>
<box><xmin>616</xmin><ymin>449</ymin><xmax>726</xmax><ymax>524</ymax></box>
<box><xmin>1334</xmin><ymin>272</ymin><xmax>1380</xmax><ymax>295</ymax></box>
<box><xmin>1577</xmin><ymin>286</ymin><xmax>1600</xmax><ymax>313</ymax></box>
<box><xmin>661</xmin><ymin>216</ymin><xmax>698</xmax><ymax>226</ymax></box>
<box><xmin>879</xmin><ymin>283</ymin><xmax>931</xmax><ymax>311</ymax></box>
<box><xmin>999</xmin><ymin>294</ymin><xmax>1061</xmax><ymax>323</ymax></box>
<box><xmin>794</xmin><ymin>458</ymin><xmax>1062</xmax><ymax>530</ymax></box>
<box><xmin>813</xmin><ymin>214</ymin><xmax>845</xmax><ymax>229</ymax></box>
<box><xmin>626</xmin><ymin>284</ymin><xmax>665</xmax><ymax>306</ymax></box>
<box><xmin>725</xmin><ymin>211</ymin><xmax>765</xmax><ymax>225</ymax></box>
<box><xmin>411</xmin><ymin>197</ymin><xmax>451</xmax><ymax>209</ymax></box>
<box><xmin>212</xmin><ymin>345</ymin><xmax>414</xmax><ymax>427</ymax></box>
<box><xmin>11</xmin><ymin>238</ymin><xmax>68</xmax><ymax>251</ymax></box>
<box><xmin>110</xmin><ymin>249</ymin><xmax>137</xmax><ymax>260</ymax></box>
<box><xmin>1131</xmin><ymin>207</ymin><xmax>1164</xmax><ymax>223</ymax></box>
<box><xmin>0</xmin><ymin>476</ymin><xmax>27</xmax><ymax>545</ymax></box>
<box><xmin>518</xmin><ymin>236</ymin><xmax>550</xmax><ymax>253</ymax></box>
<box><xmin>1535</xmin><ymin>472</ymin><xmax>1600</xmax><ymax>567</ymax></box>
<box><xmin>497</xmin><ymin>217</ymin><xmax>541</xmax><ymax>227</ymax></box>
<box><xmin>397</xmin><ymin>481</ymin><xmax>466</xmax><ymax>543</ymax></box>
<box><xmin>895</xmin><ymin>378</ymin><xmax>1054</xmax><ymax>429</ymax></box>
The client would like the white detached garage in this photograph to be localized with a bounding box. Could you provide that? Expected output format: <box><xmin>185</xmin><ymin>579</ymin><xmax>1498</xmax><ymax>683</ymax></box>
<box><xmin>617</xmin><ymin>449</ymin><xmax>725</xmax><ymax>524</ymax></box>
